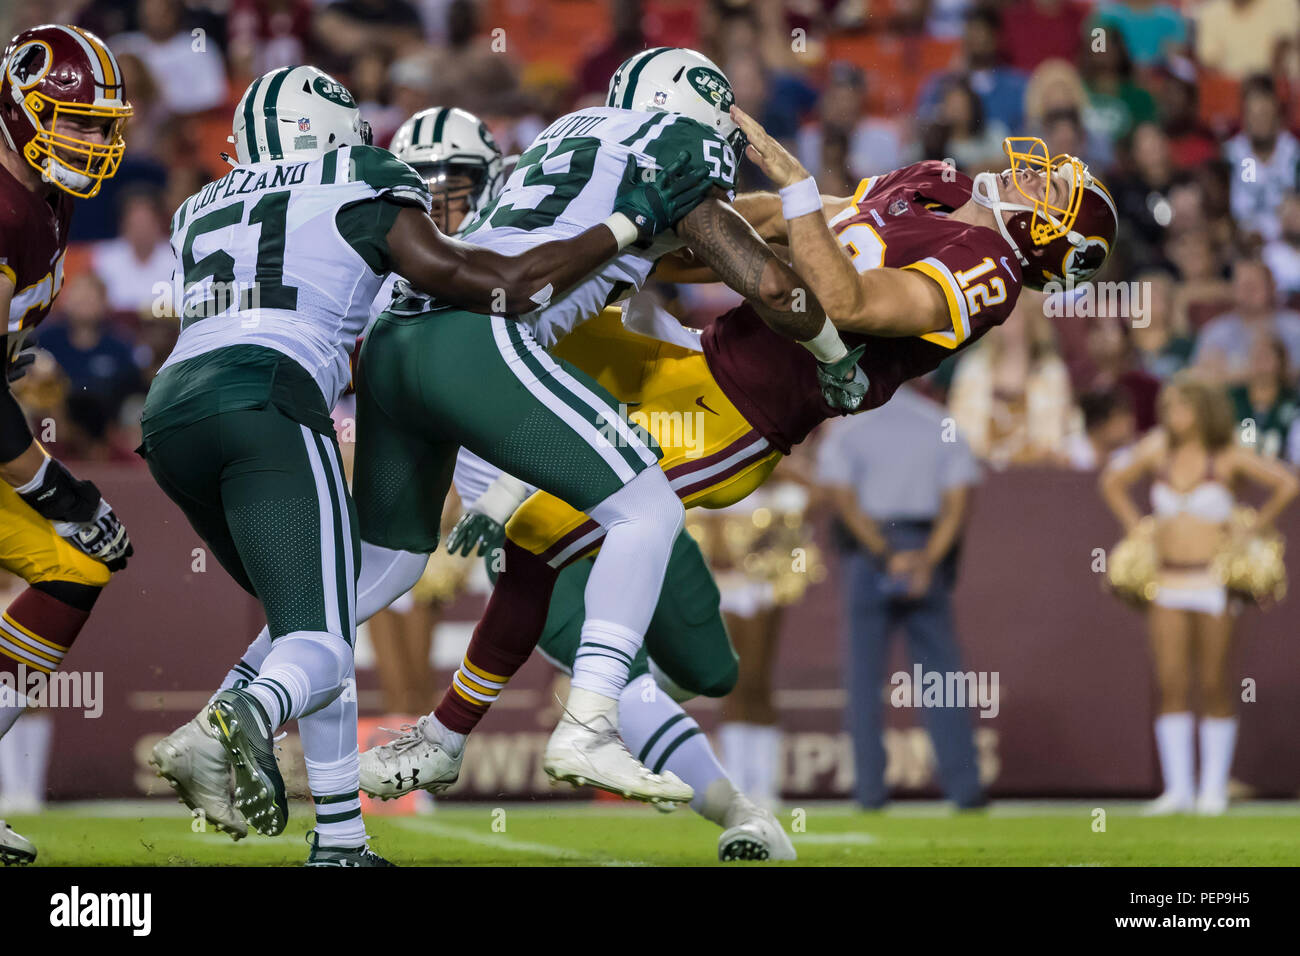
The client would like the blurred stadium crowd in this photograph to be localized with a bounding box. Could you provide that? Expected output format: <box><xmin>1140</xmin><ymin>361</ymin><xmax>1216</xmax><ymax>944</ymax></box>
<box><xmin>4</xmin><ymin>0</ymin><xmax>1300</xmax><ymax>472</ymax></box>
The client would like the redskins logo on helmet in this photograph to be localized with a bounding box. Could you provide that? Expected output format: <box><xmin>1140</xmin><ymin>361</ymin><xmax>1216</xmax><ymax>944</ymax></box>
<box><xmin>0</xmin><ymin>24</ymin><xmax>133</xmax><ymax>199</ymax></box>
<box><xmin>971</xmin><ymin>137</ymin><xmax>1118</xmax><ymax>291</ymax></box>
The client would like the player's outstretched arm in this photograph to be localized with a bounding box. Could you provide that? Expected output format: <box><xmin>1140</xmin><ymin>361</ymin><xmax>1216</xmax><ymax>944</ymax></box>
<box><xmin>675</xmin><ymin>194</ymin><xmax>825</xmax><ymax>341</ymax></box>
<box><xmin>388</xmin><ymin>150</ymin><xmax>715</xmax><ymax>315</ymax></box>
<box><xmin>729</xmin><ymin>105</ymin><xmax>951</xmax><ymax>339</ymax></box>
<box><xmin>676</xmin><ymin>196</ymin><xmax>867</xmax><ymax>411</ymax></box>
<box><xmin>385</xmin><ymin>206</ymin><xmax>618</xmax><ymax>314</ymax></box>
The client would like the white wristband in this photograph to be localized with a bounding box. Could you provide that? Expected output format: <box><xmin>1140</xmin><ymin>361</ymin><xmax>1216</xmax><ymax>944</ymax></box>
<box><xmin>604</xmin><ymin>212</ymin><xmax>641</xmax><ymax>251</ymax></box>
<box><xmin>13</xmin><ymin>455</ymin><xmax>50</xmax><ymax>495</ymax></box>
<box><xmin>780</xmin><ymin>177</ymin><xmax>822</xmax><ymax>220</ymax></box>
<box><xmin>799</xmin><ymin>317</ymin><xmax>849</xmax><ymax>364</ymax></box>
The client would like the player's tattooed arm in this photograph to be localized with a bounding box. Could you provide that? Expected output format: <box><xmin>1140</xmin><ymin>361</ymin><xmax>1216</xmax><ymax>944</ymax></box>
<box><xmin>386</xmin><ymin>206</ymin><xmax>621</xmax><ymax>315</ymax></box>
<box><xmin>675</xmin><ymin>194</ymin><xmax>826</xmax><ymax>340</ymax></box>
<box><xmin>728</xmin><ymin>190</ymin><xmax>853</xmax><ymax>243</ymax></box>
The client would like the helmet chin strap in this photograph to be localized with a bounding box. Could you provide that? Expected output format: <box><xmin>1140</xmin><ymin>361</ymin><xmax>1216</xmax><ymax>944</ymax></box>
<box><xmin>971</xmin><ymin>171</ymin><xmax>1031</xmax><ymax>266</ymax></box>
<box><xmin>972</xmin><ymin>170</ymin><xmax>1084</xmax><ymax>269</ymax></box>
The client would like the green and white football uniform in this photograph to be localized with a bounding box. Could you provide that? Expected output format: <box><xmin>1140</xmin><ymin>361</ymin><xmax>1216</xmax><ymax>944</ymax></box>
<box><xmin>142</xmin><ymin>144</ymin><xmax>429</xmax><ymax>639</ymax></box>
<box><xmin>353</xmin><ymin>107</ymin><xmax>735</xmax><ymax>552</ymax></box>
<box><xmin>158</xmin><ymin>144</ymin><xmax>429</xmax><ymax>408</ymax></box>
<box><xmin>460</xmin><ymin>106</ymin><xmax>737</xmax><ymax>346</ymax></box>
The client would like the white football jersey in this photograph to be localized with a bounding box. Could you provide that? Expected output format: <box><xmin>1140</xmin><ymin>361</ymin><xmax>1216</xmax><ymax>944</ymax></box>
<box><xmin>454</xmin><ymin>107</ymin><xmax>736</xmax><ymax>348</ymax></box>
<box><xmin>159</xmin><ymin>144</ymin><xmax>430</xmax><ymax>406</ymax></box>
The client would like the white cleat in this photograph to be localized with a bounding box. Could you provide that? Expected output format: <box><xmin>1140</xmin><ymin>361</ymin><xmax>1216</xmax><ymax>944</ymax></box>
<box><xmin>0</xmin><ymin>819</ymin><xmax>36</xmax><ymax>865</ymax></box>
<box><xmin>150</xmin><ymin>712</ymin><xmax>248</xmax><ymax>840</ymax></box>
<box><xmin>718</xmin><ymin>794</ymin><xmax>797</xmax><ymax>862</ymax></box>
<box><xmin>543</xmin><ymin>711</ymin><xmax>693</xmax><ymax>805</ymax></box>
<box><xmin>1143</xmin><ymin>791</ymin><xmax>1195</xmax><ymax>816</ymax></box>
<box><xmin>360</xmin><ymin>716</ymin><xmax>462</xmax><ymax>799</ymax></box>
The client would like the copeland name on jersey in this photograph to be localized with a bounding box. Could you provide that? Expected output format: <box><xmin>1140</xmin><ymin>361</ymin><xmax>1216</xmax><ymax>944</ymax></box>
<box><xmin>159</xmin><ymin>143</ymin><xmax>430</xmax><ymax>407</ymax></box>
<box><xmin>448</xmin><ymin>106</ymin><xmax>736</xmax><ymax>347</ymax></box>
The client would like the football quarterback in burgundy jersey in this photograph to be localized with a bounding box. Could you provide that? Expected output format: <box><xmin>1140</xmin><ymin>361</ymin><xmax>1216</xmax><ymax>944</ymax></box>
<box><xmin>701</xmin><ymin>108</ymin><xmax>1119</xmax><ymax>454</ymax></box>
<box><xmin>0</xmin><ymin>24</ymin><xmax>133</xmax><ymax>866</ymax></box>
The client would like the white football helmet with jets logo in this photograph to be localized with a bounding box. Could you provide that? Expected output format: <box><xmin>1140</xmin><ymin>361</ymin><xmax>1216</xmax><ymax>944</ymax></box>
<box><xmin>230</xmin><ymin>65</ymin><xmax>372</xmax><ymax>164</ymax></box>
<box><xmin>388</xmin><ymin>106</ymin><xmax>505</xmax><ymax>235</ymax></box>
<box><xmin>606</xmin><ymin>47</ymin><xmax>747</xmax><ymax>154</ymax></box>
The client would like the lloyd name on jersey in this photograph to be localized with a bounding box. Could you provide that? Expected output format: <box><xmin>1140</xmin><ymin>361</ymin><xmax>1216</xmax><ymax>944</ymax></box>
<box><xmin>455</xmin><ymin>106</ymin><xmax>737</xmax><ymax>348</ymax></box>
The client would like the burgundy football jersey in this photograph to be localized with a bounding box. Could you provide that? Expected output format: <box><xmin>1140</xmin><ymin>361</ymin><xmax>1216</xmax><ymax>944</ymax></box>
<box><xmin>1</xmin><ymin>160</ymin><xmax>73</xmax><ymax>364</ymax></box>
<box><xmin>702</xmin><ymin>160</ymin><xmax>1023</xmax><ymax>452</ymax></box>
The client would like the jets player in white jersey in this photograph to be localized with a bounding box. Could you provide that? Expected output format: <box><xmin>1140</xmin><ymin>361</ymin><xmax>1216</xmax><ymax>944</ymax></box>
<box><xmin>351</xmin><ymin>48</ymin><xmax>867</xmax><ymax>807</ymax></box>
<box><xmin>141</xmin><ymin>64</ymin><xmax>715</xmax><ymax>865</ymax></box>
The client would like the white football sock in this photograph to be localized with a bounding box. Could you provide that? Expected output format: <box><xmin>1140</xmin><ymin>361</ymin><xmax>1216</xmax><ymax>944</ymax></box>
<box><xmin>571</xmin><ymin>620</ymin><xmax>642</xmax><ymax>703</ymax></box>
<box><xmin>220</xmin><ymin>629</ymin><xmax>270</xmax><ymax>692</ymax></box>
<box><xmin>718</xmin><ymin>722</ymin><xmax>753</xmax><ymax>794</ymax></box>
<box><xmin>0</xmin><ymin>711</ymin><xmax>51</xmax><ymax>810</ymax></box>
<box><xmin>355</xmin><ymin>541</ymin><xmax>428</xmax><ymax>621</ymax></box>
<box><xmin>301</xmin><ymin>682</ymin><xmax>367</xmax><ymax>849</ymax></box>
<box><xmin>1154</xmin><ymin>712</ymin><xmax>1196</xmax><ymax>800</ymax></box>
<box><xmin>219</xmin><ymin>543</ymin><xmax>425</xmax><ymax>694</ymax></box>
<box><xmin>618</xmin><ymin>676</ymin><xmax>731</xmax><ymax>822</ymax></box>
<box><xmin>245</xmin><ymin>631</ymin><xmax>351</xmax><ymax>731</ymax></box>
<box><xmin>571</xmin><ymin>468</ymin><xmax>683</xmax><ymax>699</ymax></box>
<box><xmin>0</xmin><ymin>685</ymin><xmax>29</xmax><ymax>740</ymax></box>
<box><xmin>425</xmin><ymin>715</ymin><xmax>466</xmax><ymax>756</ymax></box>
<box><xmin>747</xmin><ymin>724</ymin><xmax>782</xmax><ymax>808</ymax></box>
<box><xmin>1198</xmin><ymin>716</ymin><xmax>1238</xmax><ymax>805</ymax></box>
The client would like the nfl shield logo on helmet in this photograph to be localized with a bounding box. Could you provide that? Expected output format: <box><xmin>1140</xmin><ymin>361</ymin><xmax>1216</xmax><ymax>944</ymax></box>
<box><xmin>298</xmin><ymin>117</ymin><xmax>311</xmax><ymax>132</ymax></box>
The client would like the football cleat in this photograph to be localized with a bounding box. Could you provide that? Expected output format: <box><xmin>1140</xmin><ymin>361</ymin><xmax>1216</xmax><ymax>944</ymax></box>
<box><xmin>304</xmin><ymin>831</ymin><xmax>395</xmax><ymax>867</ymax></box>
<box><xmin>150</xmin><ymin>712</ymin><xmax>248</xmax><ymax>841</ymax></box>
<box><xmin>718</xmin><ymin>793</ymin><xmax>797</xmax><ymax>862</ymax></box>
<box><xmin>359</xmin><ymin>716</ymin><xmax>462</xmax><ymax>799</ymax></box>
<box><xmin>0</xmin><ymin>820</ymin><xmax>36</xmax><ymax>865</ymax></box>
<box><xmin>207</xmin><ymin>689</ymin><xmax>287</xmax><ymax>836</ymax></box>
<box><xmin>543</xmin><ymin>711</ymin><xmax>693</xmax><ymax>805</ymax></box>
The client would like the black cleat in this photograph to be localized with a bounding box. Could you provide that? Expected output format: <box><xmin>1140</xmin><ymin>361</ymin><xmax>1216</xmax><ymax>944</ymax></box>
<box><xmin>304</xmin><ymin>831</ymin><xmax>395</xmax><ymax>867</ymax></box>
<box><xmin>207</xmin><ymin>689</ymin><xmax>287</xmax><ymax>836</ymax></box>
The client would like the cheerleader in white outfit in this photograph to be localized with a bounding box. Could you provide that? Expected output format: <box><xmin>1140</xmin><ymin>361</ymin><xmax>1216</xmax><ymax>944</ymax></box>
<box><xmin>1101</xmin><ymin>375</ymin><xmax>1298</xmax><ymax>814</ymax></box>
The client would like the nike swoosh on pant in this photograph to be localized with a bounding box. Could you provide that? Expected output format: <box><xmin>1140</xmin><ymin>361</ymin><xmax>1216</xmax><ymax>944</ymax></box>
<box><xmin>694</xmin><ymin>396</ymin><xmax>719</xmax><ymax>415</ymax></box>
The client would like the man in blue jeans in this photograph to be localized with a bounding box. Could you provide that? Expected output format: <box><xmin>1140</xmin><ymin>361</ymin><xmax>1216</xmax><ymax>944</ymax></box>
<box><xmin>816</xmin><ymin>385</ymin><xmax>985</xmax><ymax>809</ymax></box>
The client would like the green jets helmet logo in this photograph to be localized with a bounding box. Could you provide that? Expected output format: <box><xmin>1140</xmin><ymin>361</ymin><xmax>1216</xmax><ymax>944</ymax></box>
<box><xmin>686</xmin><ymin>67</ymin><xmax>734</xmax><ymax>112</ymax></box>
<box><xmin>312</xmin><ymin>76</ymin><xmax>355</xmax><ymax>108</ymax></box>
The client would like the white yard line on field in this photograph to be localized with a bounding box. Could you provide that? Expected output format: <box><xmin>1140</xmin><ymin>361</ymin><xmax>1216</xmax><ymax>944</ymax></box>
<box><xmin>390</xmin><ymin>816</ymin><xmax>644</xmax><ymax>865</ymax></box>
<box><xmin>792</xmin><ymin>832</ymin><xmax>879</xmax><ymax>845</ymax></box>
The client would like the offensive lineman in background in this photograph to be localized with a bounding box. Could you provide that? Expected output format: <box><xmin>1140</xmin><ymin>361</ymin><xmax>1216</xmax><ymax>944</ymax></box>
<box><xmin>0</xmin><ymin>25</ymin><xmax>134</xmax><ymax>866</ymax></box>
<box><xmin>141</xmin><ymin>66</ymin><xmax>714</xmax><ymax>864</ymax></box>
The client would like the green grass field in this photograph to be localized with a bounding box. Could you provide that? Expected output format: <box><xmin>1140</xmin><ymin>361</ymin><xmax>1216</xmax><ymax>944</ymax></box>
<box><xmin>7</xmin><ymin>800</ymin><xmax>1300</xmax><ymax>866</ymax></box>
